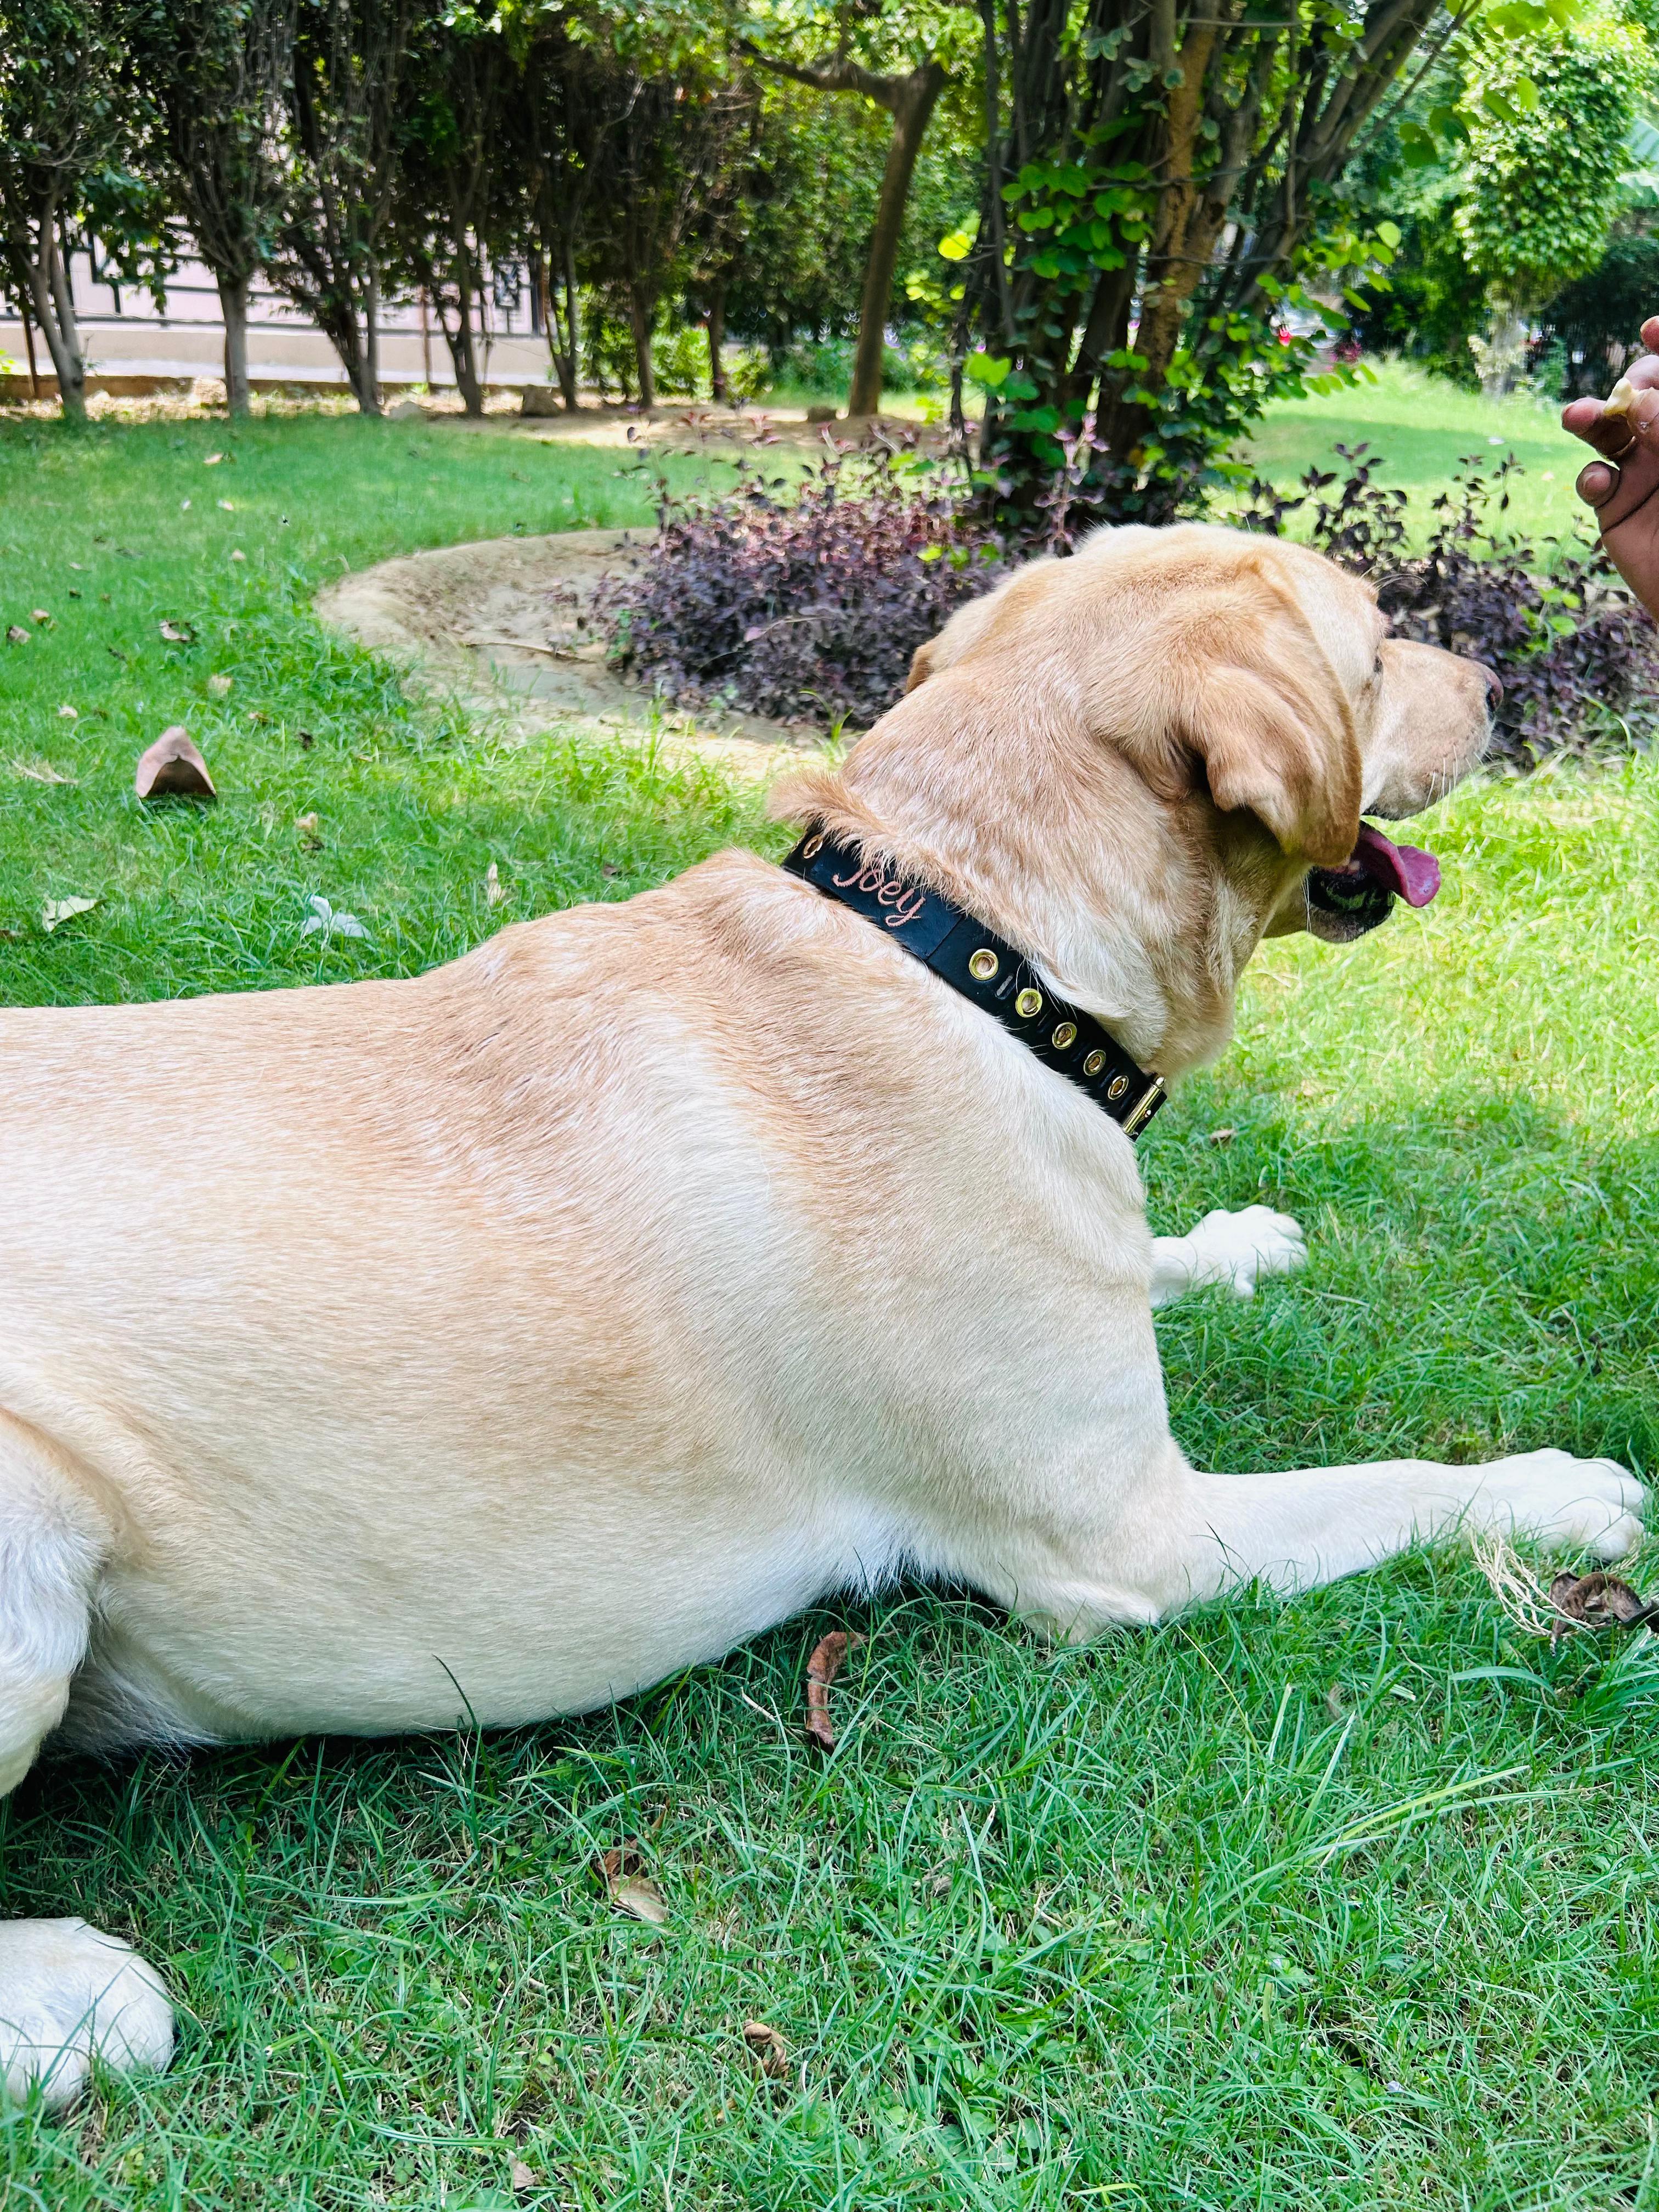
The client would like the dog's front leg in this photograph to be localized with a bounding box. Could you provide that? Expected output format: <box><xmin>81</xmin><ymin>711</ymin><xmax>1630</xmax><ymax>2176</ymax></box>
<box><xmin>1149</xmin><ymin>1205</ymin><xmax>1306</xmax><ymax>1308</ymax></box>
<box><xmin>1017</xmin><ymin>1446</ymin><xmax>1646</xmax><ymax>1639</ymax></box>
<box><xmin>1162</xmin><ymin>1451</ymin><xmax>1647</xmax><ymax>1608</ymax></box>
<box><xmin>0</xmin><ymin>1413</ymin><xmax>174</xmax><ymax>2109</ymax></box>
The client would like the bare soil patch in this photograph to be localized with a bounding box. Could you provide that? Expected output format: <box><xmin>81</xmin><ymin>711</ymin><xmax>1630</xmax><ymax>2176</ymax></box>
<box><xmin>314</xmin><ymin>527</ymin><xmax>831</xmax><ymax>775</ymax></box>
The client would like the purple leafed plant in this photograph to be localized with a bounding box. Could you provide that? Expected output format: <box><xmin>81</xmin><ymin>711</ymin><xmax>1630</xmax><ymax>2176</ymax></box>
<box><xmin>595</xmin><ymin>431</ymin><xmax>1014</xmax><ymax>731</ymax></box>
<box><xmin>598</xmin><ymin>426</ymin><xmax>1657</xmax><ymax>763</ymax></box>
<box><xmin>1238</xmin><ymin>444</ymin><xmax>1659</xmax><ymax>768</ymax></box>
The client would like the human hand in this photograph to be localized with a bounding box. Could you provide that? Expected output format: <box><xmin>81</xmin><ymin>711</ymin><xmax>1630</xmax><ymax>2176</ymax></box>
<box><xmin>1564</xmin><ymin>314</ymin><xmax>1659</xmax><ymax>618</ymax></box>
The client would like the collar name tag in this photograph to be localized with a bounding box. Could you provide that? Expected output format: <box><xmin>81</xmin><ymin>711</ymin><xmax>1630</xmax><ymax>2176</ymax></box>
<box><xmin>809</xmin><ymin>848</ymin><xmax>958</xmax><ymax>959</ymax></box>
<box><xmin>782</xmin><ymin>829</ymin><xmax>1167</xmax><ymax>1140</ymax></box>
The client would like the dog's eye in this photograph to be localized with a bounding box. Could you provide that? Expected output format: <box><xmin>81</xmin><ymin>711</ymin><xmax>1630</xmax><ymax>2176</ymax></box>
<box><xmin>1373</xmin><ymin>652</ymin><xmax>1384</xmax><ymax>678</ymax></box>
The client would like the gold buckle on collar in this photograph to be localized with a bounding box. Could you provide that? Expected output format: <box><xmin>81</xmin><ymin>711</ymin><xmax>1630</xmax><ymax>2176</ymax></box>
<box><xmin>1119</xmin><ymin>1076</ymin><xmax>1166</xmax><ymax>1139</ymax></box>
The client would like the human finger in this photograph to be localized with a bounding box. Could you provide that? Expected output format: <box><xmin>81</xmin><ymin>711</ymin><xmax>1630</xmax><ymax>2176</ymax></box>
<box><xmin>1562</xmin><ymin>396</ymin><xmax>1639</xmax><ymax>461</ymax></box>
<box><xmin>1575</xmin><ymin>458</ymin><xmax>1620</xmax><ymax>509</ymax></box>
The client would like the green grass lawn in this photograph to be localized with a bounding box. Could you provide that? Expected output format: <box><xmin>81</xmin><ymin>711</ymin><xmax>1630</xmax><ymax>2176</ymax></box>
<box><xmin>2</xmin><ymin>408</ymin><xmax>1657</xmax><ymax>2212</ymax></box>
<box><xmin>1239</xmin><ymin>358</ymin><xmax>1596</xmax><ymax>546</ymax></box>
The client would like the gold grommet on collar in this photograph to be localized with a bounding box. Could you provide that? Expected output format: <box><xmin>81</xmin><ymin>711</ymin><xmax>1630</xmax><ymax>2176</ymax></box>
<box><xmin>1108</xmin><ymin>1074</ymin><xmax>1130</xmax><ymax>1100</ymax></box>
<box><xmin>1082</xmin><ymin>1049</ymin><xmax>1106</xmax><ymax>1077</ymax></box>
<box><xmin>969</xmin><ymin>947</ymin><xmax>999</xmax><ymax>980</ymax></box>
<box><xmin>802</xmin><ymin>833</ymin><xmax>824</xmax><ymax>859</ymax></box>
<box><xmin>1051</xmin><ymin>1021</ymin><xmax>1076</xmax><ymax>1051</ymax></box>
<box><xmin>1015</xmin><ymin>987</ymin><xmax>1042</xmax><ymax>1018</ymax></box>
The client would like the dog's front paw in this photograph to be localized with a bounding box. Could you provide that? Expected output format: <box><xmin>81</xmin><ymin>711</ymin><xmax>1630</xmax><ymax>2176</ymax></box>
<box><xmin>1460</xmin><ymin>1449</ymin><xmax>1647</xmax><ymax>1562</ymax></box>
<box><xmin>1186</xmin><ymin>1206</ymin><xmax>1307</xmax><ymax>1299</ymax></box>
<box><xmin>0</xmin><ymin>1917</ymin><xmax>172</xmax><ymax>2110</ymax></box>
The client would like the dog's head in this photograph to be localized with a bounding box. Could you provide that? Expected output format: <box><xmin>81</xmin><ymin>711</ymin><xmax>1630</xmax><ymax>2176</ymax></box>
<box><xmin>776</xmin><ymin>523</ymin><xmax>1493</xmax><ymax>1076</ymax></box>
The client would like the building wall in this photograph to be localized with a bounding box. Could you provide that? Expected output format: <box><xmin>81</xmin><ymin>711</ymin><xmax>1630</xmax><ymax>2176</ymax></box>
<box><xmin>1</xmin><ymin>245</ymin><xmax>551</xmax><ymax>393</ymax></box>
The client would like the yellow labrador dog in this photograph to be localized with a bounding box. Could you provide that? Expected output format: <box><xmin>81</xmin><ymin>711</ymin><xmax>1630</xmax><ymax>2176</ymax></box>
<box><xmin>0</xmin><ymin>522</ymin><xmax>1643</xmax><ymax>2104</ymax></box>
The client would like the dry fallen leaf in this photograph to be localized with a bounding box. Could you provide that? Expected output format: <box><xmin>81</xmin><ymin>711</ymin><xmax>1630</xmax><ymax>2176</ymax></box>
<box><xmin>136</xmin><ymin>726</ymin><xmax>217</xmax><ymax>802</ymax></box>
<box><xmin>1208</xmin><ymin>1127</ymin><xmax>1235</xmax><ymax>1145</ymax></box>
<box><xmin>159</xmin><ymin>620</ymin><xmax>197</xmax><ymax>645</ymax></box>
<box><xmin>600</xmin><ymin>1844</ymin><xmax>669</xmax><ymax>1925</ymax></box>
<box><xmin>230</xmin><ymin>548</ymin><xmax>246</xmax><ymax>561</ymax></box>
<box><xmin>742</xmin><ymin>2021</ymin><xmax>790</xmax><ymax>2080</ymax></box>
<box><xmin>509</xmin><ymin>2157</ymin><xmax>538</xmax><ymax>2194</ymax></box>
<box><xmin>1548</xmin><ymin>1568</ymin><xmax>1658</xmax><ymax>1638</ymax></box>
<box><xmin>203</xmin><ymin>451</ymin><xmax>223</xmax><ymax>465</ymax></box>
<box><xmin>218</xmin><ymin>499</ymin><xmax>235</xmax><ymax>512</ymax></box>
<box><xmin>30</xmin><ymin>608</ymin><xmax>51</xmax><ymax>625</ymax></box>
<box><xmin>207</xmin><ymin>673</ymin><xmax>233</xmax><ymax>696</ymax></box>
<box><xmin>804</xmin><ymin>1629</ymin><xmax>865</xmax><ymax>1751</ymax></box>
<box><xmin>41</xmin><ymin>895</ymin><xmax>97</xmax><ymax>933</ymax></box>
<box><xmin>295</xmin><ymin>811</ymin><xmax>322</xmax><ymax>850</ymax></box>
<box><xmin>1471</xmin><ymin>1532</ymin><xmax>1658</xmax><ymax>1640</ymax></box>
<box><xmin>12</xmin><ymin>757</ymin><xmax>74</xmax><ymax>783</ymax></box>
<box><xmin>180</xmin><ymin>498</ymin><xmax>191</xmax><ymax>511</ymax></box>
<box><xmin>611</xmin><ymin>1876</ymin><xmax>669</xmax><ymax>1922</ymax></box>
<box><xmin>485</xmin><ymin>861</ymin><xmax>505</xmax><ymax>905</ymax></box>
<box><xmin>7</xmin><ymin>625</ymin><xmax>29</xmax><ymax>645</ymax></box>
<box><xmin>57</xmin><ymin>702</ymin><xmax>77</xmax><ymax>719</ymax></box>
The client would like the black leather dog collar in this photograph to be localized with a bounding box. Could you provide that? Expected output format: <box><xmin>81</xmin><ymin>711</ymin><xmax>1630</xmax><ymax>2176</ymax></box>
<box><xmin>782</xmin><ymin>829</ymin><xmax>1167</xmax><ymax>1138</ymax></box>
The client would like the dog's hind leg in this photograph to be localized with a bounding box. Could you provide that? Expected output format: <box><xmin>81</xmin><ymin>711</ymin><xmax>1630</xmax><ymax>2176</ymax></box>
<box><xmin>0</xmin><ymin>1413</ymin><xmax>173</xmax><ymax>2109</ymax></box>
<box><xmin>1150</xmin><ymin>1206</ymin><xmax>1306</xmax><ymax>1307</ymax></box>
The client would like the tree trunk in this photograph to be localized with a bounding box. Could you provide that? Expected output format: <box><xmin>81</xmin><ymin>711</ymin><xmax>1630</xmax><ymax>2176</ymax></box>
<box><xmin>218</xmin><ymin>272</ymin><xmax>252</xmax><ymax>419</ymax></box>
<box><xmin>30</xmin><ymin>221</ymin><xmax>86</xmax><ymax>423</ymax></box>
<box><xmin>447</xmin><ymin>259</ymin><xmax>484</xmax><ymax>416</ymax></box>
<box><xmin>19</xmin><ymin>296</ymin><xmax>38</xmax><ymax>398</ymax></box>
<box><xmin>707</xmin><ymin>281</ymin><xmax>727</xmax><ymax>404</ymax></box>
<box><xmin>312</xmin><ymin>290</ymin><xmax>371</xmax><ymax>413</ymax></box>
<box><xmin>560</xmin><ymin>239</ymin><xmax>580</xmax><ymax>409</ymax></box>
<box><xmin>1121</xmin><ymin>20</ymin><xmax>1224</xmax><ymax>408</ymax></box>
<box><xmin>538</xmin><ymin>251</ymin><xmax>577</xmax><ymax>407</ymax></box>
<box><xmin>454</xmin><ymin>305</ymin><xmax>483</xmax><ymax>417</ymax></box>
<box><xmin>628</xmin><ymin>286</ymin><xmax>656</xmax><ymax>410</ymax></box>
<box><xmin>847</xmin><ymin>62</ymin><xmax>945</xmax><ymax>418</ymax></box>
<box><xmin>363</xmin><ymin>262</ymin><xmax>382</xmax><ymax>414</ymax></box>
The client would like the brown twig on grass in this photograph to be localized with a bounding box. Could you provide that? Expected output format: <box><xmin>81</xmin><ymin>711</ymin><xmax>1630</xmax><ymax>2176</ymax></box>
<box><xmin>804</xmin><ymin>1629</ymin><xmax>865</xmax><ymax>1750</ymax></box>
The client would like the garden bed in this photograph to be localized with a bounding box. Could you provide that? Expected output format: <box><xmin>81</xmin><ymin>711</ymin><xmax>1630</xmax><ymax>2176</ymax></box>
<box><xmin>314</xmin><ymin>527</ymin><xmax>829</xmax><ymax>774</ymax></box>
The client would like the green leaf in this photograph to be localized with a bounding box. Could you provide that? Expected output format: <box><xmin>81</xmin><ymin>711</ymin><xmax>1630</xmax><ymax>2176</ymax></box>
<box><xmin>963</xmin><ymin>352</ymin><xmax>1011</xmax><ymax>390</ymax></box>
<box><xmin>937</xmin><ymin>229</ymin><xmax>973</xmax><ymax>263</ymax></box>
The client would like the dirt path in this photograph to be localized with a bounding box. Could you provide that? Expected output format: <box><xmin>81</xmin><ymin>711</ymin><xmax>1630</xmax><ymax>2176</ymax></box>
<box><xmin>314</xmin><ymin>527</ymin><xmax>831</xmax><ymax>776</ymax></box>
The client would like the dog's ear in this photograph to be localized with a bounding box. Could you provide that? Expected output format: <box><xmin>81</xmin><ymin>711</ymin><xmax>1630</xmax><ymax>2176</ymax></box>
<box><xmin>1102</xmin><ymin>550</ymin><xmax>1363</xmax><ymax>866</ymax></box>
<box><xmin>905</xmin><ymin>636</ymin><xmax>940</xmax><ymax>693</ymax></box>
<box><xmin>1174</xmin><ymin>654</ymin><xmax>1362</xmax><ymax>866</ymax></box>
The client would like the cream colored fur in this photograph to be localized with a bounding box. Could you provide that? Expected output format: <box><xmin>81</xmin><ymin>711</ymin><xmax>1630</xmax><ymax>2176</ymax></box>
<box><xmin>0</xmin><ymin>522</ymin><xmax>1643</xmax><ymax>2105</ymax></box>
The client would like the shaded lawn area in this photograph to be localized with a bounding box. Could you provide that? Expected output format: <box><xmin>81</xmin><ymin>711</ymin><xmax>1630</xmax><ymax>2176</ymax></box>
<box><xmin>1</xmin><ymin>413</ymin><xmax>1656</xmax><ymax>2210</ymax></box>
<box><xmin>1239</xmin><ymin>358</ymin><xmax>1596</xmax><ymax>546</ymax></box>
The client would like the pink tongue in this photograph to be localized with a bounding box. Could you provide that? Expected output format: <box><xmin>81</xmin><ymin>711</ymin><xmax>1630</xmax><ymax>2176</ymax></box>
<box><xmin>1352</xmin><ymin>822</ymin><xmax>1440</xmax><ymax>907</ymax></box>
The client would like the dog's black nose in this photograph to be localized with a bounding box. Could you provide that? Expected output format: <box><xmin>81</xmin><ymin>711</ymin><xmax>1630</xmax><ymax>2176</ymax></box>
<box><xmin>1477</xmin><ymin>662</ymin><xmax>1504</xmax><ymax>707</ymax></box>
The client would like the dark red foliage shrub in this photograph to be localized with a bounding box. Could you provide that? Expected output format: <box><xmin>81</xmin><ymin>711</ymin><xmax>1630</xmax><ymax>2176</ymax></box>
<box><xmin>600</xmin><ymin>424</ymin><xmax>1657</xmax><ymax>763</ymax></box>
<box><xmin>596</xmin><ymin>433</ymin><xmax>1013</xmax><ymax>731</ymax></box>
<box><xmin>1238</xmin><ymin>445</ymin><xmax>1659</xmax><ymax>767</ymax></box>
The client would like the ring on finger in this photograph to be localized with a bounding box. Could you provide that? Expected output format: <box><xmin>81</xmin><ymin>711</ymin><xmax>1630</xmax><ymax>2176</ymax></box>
<box><xmin>1602</xmin><ymin>416</ymin><xmax>1639</xmax><ymax>461</ymax></box>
